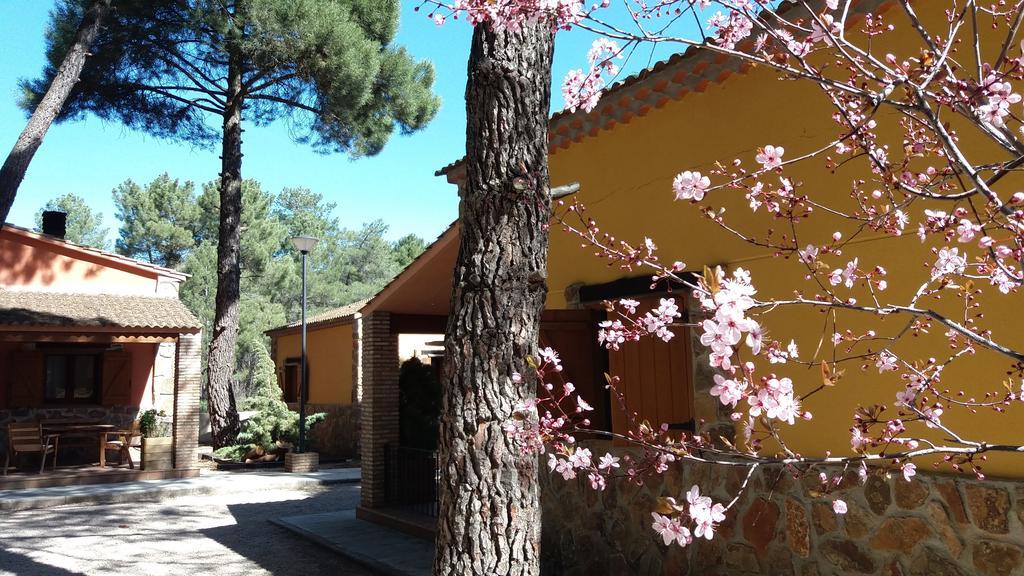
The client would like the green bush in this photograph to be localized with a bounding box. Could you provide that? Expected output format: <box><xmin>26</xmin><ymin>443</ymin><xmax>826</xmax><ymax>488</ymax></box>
<box><xmin>223</xmin><ymin>347</ymin><xmax>324</xmax><ymax>459</ymax></box>
<box><xmin>139</xmin><ymin>409</ymin><xmax>169</xmax><ymax>437</ymax></box>
<box><xmin>399</xmin><ymin>357</ymin><xmax>441</xmax><ymax>450</ymax></box>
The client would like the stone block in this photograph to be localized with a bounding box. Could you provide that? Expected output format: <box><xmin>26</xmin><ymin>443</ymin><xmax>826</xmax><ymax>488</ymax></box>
<box><xmin>811</xmin><ymin>501</ymin><xmax>838</xmax><ymax>535</ymax></box>
<box><xmin>864</xmin><ymin>474</ymin><xmax>892</xmax><ymax>515</ymax></box>
<box><xmin>842</xmin><ymin>501</ymin><xmax>874</xmax><ymax>540</ymax></box>
<box><xmin>935</xmin><ymin>480</ymin><xmax>969</xmax><ymax>525</ymax></box>
<box><xmin>972</xmin><ymin>540</ymin><xmax>1023</xmax><ymax>576</ymax></box>
<box><xmin>869</xmin><ymin>517</ymin><xmax>931</xmax><ymax>552</ymax></box>
<box><xmin>785</xmin><ymin>497</ymin><xmax>810</xmax><ymax>558</ymax></box>
<box><xmin>741</xmin><ymin>498</ymin><xmax>780</xmax><ymax>555</ymax></box>
<box><xmin>723</xmin><ymin>542</ymin><xmax>760</xmax><ymax>574</ymax></box>
<box><xmin>909</xmin><ymin>546</ymin><xmax>967</xmax><ymax>576</ymax></box>
<box><xmin>821</xmin><ymin>539</ymin><xmax>876</xmax><ymax>574</ymax></box>
<box><xmin>285</xmin><ymin>451</ymin><xmax>319</xmax><ymax>473</ymax></box>
<box><xmin>926</xmin><ymin>501</ymin><xmax>964</xmax><ymax>558</ymax></box>
<box><xmin>964</xmin><ymin>483</ymin><xmax>1010</xmax><ymax>534</ymax></box>
<box><xmin>765</xmin><ymin>544</ymin><xmax>795</xmax><ymax>576</ymax></box>
<box><xmin>894</xmin><ymin>478</ymin><xmax>930</xmax><ymax>509</ymax></box>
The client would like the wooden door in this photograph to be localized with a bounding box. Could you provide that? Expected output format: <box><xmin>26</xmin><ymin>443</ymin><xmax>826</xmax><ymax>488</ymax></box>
<box><xmin>8</xmin><ymin>351</ymin><xmax>44</xmax><ymax>407</ymax></box>
<box><xmin>539</xmin><ymin>309</ymin><xmax>610</xmax><ymax>432</ymax></box>
<box><xmin>607</xmin><ymin>297</ymin><xmax>693</xmax><ymax>435</ymax></box>
<box><xmin>102</xmin><ymin>351</ymin><xmax>132</xmax><ymax>406</ymax></box>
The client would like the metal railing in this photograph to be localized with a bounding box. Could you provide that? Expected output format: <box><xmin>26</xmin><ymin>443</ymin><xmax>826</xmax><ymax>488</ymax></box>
<box><xmin>385</xmin><ymin>445</ymin><xmax>439</xmax><ymax>517</ymax></box>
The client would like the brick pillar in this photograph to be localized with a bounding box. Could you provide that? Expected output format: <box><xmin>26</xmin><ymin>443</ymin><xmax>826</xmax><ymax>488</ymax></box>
<box><xmin>173</xmin><ymin>331</ymin><xmax>202</xmax><ymax>470</ymax></box>
<box><xmin>360</xmin><ymin>312</ymin><xmax>399</xmax><ymax>509</ymax></box>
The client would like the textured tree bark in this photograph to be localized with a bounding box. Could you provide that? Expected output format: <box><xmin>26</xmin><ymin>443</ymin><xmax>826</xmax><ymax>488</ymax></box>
<box><xmin>0</xmin><ymin>0</ymin><xmax>111</xmax><ymax>223</ymax></box>
<box><xmin>434</xmin><ymin>22</ymin><xmax>555</xmax><ymax>576</ymax></box>
<box><xmin>205</xmin><ymin>48</ymin><xmax>243</xmax><ymax>449</ymax></box>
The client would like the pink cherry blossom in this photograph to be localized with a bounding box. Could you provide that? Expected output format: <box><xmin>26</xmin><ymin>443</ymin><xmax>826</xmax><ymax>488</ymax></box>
<box><xmin>832</xmin><ymin>500</ymin><xmax>848</xmax><ymax>515</ymax></box>
<box><xmin>902</xmin><ymin>462</ymin><xmax>917</xmax><ymax>482</ymax></box>
<box><xmin>651</xmin><ymin>513</ymin><xmax>691</xmax><ymax>547</ymax></box>
<box><xmin>673</xmin><ymin>171</ymin><xmax>711</xmax><ymax>201</ymax></box>
<box><xmin>598</xmin><ymin>453</ymin><xmax>620</xmax><ymax>470</ymax></box>
<box><xmin>755</xmin><ymin>145</ymin><xmax>785</xmax><ymax>170</ymax></box>
<box><xmin>931</xmin><ymin>247</ymin><xmax>966</xmax><ymax>280</ymax></box>
<box><xmin>711</xmin><ymin>374</ymin><xmax>746</xmax><ymax>408</ymax></box>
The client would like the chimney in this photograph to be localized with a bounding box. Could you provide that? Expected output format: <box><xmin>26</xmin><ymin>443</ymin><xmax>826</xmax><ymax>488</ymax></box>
<box><xmin>41</xmin><ymin>211</ymin><xmax>67</xmax><ymax>239</ymax></box>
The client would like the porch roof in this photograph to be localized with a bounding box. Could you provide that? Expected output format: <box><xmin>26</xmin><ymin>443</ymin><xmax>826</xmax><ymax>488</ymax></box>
<box><xmin>0</xmin><ymin>289</ymin><xmax>201</xmax><ymax>334</ymax></box>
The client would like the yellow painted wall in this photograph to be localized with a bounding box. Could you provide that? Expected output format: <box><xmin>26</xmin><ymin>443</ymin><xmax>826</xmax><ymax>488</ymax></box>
<box><xmin>273</xmin><ymin>322</ymin><xmax>354</xmax><ymax>406</ymax></box>
<box><xmin>544</xmin><ymin>6</ymin><xmax>1024</xmax><ymax>477</ymax></box>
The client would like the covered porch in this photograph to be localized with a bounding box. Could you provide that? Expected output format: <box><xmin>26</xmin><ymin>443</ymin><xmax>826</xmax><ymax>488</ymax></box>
<box><xmin>0</xmin><ymin>289</ymin><xmax>202</xmax><ymax>485</ymax></box>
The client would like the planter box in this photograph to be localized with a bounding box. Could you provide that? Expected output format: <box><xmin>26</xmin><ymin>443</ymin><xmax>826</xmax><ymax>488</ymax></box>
<box><xmin>141</xmin><ymin>437</ymin><xmax>174</xmax><ymax>471</ymax></box>
<box><xmin>285</xmin><ymin>451</ymin><xmax>319</xmax><ymax>473</ymax></box>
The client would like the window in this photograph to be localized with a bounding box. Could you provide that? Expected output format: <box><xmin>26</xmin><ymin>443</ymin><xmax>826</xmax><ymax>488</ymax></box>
<box><xmin>282</xmin><ymin>358</ymin><xmax>305</xmax><ymax>403</ymax></box>
<box><xmin>44</xmin><ymin>352</ymin><xmax>101</xmax><ymax>403</ymax></box>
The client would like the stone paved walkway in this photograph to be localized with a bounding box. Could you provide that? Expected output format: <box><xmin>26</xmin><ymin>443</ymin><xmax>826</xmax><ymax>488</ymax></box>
<box><xmin>273</xmin><ymin>509</ymin><xmax>434</xmax><ymax>576</ymax></box>
<box><xmin>0</xmin><ymin>467</ymin><xmax>360</xmax><ymax>511</ymax></box>
<box><xmin>0</xmin><ymin>484</ymin><xmax>372</xmax><ymax>576</ymax></box>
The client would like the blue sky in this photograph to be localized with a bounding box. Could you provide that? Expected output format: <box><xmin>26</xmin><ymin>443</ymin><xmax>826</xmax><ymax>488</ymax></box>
<box><xmin>0</xmin><ymin>2</ymin><xmax>682</xmax><ymax>243</ymax></box>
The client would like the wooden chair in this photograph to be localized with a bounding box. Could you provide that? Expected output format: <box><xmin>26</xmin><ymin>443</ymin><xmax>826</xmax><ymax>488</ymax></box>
<box><xmin>4</xmin><ymin>422</ymin><xmax>58</xmax><ymax>475</ymax></box>
<box><xmin>103</xmin><ymin>421</ymin><xmax>141</xmax><ymax>469</ymax></box>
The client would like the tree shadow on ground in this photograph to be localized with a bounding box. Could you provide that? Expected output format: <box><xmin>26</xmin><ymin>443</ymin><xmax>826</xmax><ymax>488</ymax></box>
<box><xmin>0</xmin><ymin>482</ymin><xmax>370</xmax><ymax>576</ymax></box>
<box><xmin>0</xmin><ymin>546</ymin><xmax>86</xmax><ymax>576</ymax></box>
<box><xmin>199</xmin><ymin>483</ymin><xmax>374</xmax><ymax>576</ymax></box>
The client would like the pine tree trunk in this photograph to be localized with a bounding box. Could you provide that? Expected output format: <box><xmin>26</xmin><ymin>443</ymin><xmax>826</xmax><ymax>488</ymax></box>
<box><xmin>205</xmin><ymin>49</ymin><xmax>243</xmax><ymax>449</ymax></box>
<box><xmin>0</xmin><ymin>0</ymin><xmax>111</xmax><ymax>223</ymax></box>
<box><xmin>434</xmin><ymin>22</ymin><xmax>555</xmax><ymax>576</ymax></box>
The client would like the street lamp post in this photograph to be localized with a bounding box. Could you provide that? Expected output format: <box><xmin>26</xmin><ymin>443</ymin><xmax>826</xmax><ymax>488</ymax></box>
<box><xmin>290</xmin><ymin>235</ymin><xmax>319</xmax><ymax>453</ymax></box>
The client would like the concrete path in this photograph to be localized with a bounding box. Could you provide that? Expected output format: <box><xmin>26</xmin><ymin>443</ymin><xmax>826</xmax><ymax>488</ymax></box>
<box><xmin>0</xmin><ymin>467</ymin><xmax>360</xmax><ymax>511</ymax></box>
<box><xmin>0</xmin><ymin>483</ymin><xmax>373</xmax><ymax>576</ymax></box>
<box><xmin>273</xmin><ymin>509</ymin><xmax>434</xmax><ymax>576</ymax></box>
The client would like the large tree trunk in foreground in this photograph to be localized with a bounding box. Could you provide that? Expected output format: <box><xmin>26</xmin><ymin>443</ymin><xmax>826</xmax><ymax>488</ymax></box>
<box><xmin>205</xmin><ymin>50</ymin><xmax>243</xmax><ymax>449</ymax></box>
<box><xmin>0</xmin><ymin>0</ymin><xmax>112</xmax><ymax>223</ymax></box>
<box><xmin>434</xmin><ymin>22</ymin><xmax>555</xmax><ymax>576</ymax></box>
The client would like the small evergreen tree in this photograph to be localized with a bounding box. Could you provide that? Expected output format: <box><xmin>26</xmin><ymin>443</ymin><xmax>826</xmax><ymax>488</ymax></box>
<box><xmin>234</xmin><ymin>347</ymin><xmax>295</xmax><ymax>452</ymax></box>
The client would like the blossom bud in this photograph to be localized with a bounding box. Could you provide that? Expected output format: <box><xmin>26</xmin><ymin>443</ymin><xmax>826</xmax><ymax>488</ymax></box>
<box><xmin>1012</xmin><ymin>192</ymin><xmax>1024</xmax><ymax>204</ymax></box>
<box><xmin>832</xmin><ymin>231</ymin><xmax>842</xmax><ymax>241</ymax></box>
<box><xmin>979</xmin><ymin>236</ymin><xmax>994</xmax><ymax>248</ymax></box>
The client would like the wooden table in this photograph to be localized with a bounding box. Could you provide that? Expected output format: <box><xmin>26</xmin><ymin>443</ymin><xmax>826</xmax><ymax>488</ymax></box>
<box><xmin>41</xmin><ymin>424</ymin><xmax>118</xmax><ymax>467</ymax></box>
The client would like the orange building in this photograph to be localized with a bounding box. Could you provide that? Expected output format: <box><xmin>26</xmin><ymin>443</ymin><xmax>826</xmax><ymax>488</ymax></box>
<box><xmin>266</xmin><ymin>300</ymin><xmax>365</xmax><ymax>410</ymax></box>
<box><xmin>352</xmin><ymin>2</ymin><xmax>1024</xmax><ymax>573</ymax></box>
<box><xmin>0</xmin><ymin>214</ymin><xmax>202</xmax><ymax>486</ymax></box>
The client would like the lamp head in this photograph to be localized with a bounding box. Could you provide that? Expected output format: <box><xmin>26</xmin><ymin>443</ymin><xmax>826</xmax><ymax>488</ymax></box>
<box><xmin>290</xmin><ymin>235</ymin><xmax>319</xmax><ymax>254</ymax></box>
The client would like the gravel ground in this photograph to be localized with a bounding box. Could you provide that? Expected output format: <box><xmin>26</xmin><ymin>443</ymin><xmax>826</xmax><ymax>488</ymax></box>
<box><xmin>0</xmin><ymin>484</ymin><xmax>374</xmax><ymax>576</ymax></box>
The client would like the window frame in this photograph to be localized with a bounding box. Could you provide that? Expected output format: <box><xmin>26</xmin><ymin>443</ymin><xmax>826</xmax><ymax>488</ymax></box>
<box><xmin>41</xmin><ymin>347</ymin><xmax>104</xmax><ymax>405</ymax></box>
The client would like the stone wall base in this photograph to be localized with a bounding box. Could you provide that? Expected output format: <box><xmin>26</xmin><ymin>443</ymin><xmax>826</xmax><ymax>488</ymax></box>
<box><xmin>541</xmin><ymin>440</ymin><xmax>1024</xmax><ymax>576</ymax></box>
<box><xmin>285</xmin><ymin>451</ymin><xmax>319</xmax><ymax>473</ymax></box>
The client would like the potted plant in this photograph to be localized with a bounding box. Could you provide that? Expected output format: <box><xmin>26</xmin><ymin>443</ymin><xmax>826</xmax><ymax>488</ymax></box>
<box><xmin>139</xmin><ymin>409</ymin><xmax>173</xmax><ymax>471</ymax></box>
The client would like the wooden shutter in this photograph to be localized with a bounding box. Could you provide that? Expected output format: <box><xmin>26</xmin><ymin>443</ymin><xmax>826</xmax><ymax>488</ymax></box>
<box><xmin>539</xmin><ymin>309</ymin><xmax>610</xmax><ymax>431</ymax></box>
<box><xmin>8</xmin><ymin>351</ymin><xmax>44</xmax><ymax>407</ymax></box>
<box><xmin>608</xmin><ymin>297</ymin><xmax>693</xmax><ymax>435</ymax></box>
<box><xmin>102</xmin><ymin>351</ymin><xmax>132</xmax><ymax>406</ymax></box>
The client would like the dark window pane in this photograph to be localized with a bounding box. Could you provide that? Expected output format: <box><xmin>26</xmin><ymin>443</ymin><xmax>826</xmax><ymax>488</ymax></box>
<box><xmin>45</xmin><ymin>355</ymin><xmax>68</xmax><ymax>400</ymax></box>
<box><xmin>72</xmin><ymin>356</ymin><xmax>96</xmax><ymax>399</ymax></box>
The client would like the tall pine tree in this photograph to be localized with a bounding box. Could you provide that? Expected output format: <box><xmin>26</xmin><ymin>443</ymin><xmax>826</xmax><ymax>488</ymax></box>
<box><xmin>25</xmin><ymin>0</ymin><xmax>439</xmax><ymax>447</ymax></box>
<box><xmin>435</xmin><ymin>20</ymin><xmax>555</xmax><ymax>576</ymax></box>
<box><xmin>1</xmin><ymin>0</ymin><xmax>112</xmax><ymax>223</ymax></box>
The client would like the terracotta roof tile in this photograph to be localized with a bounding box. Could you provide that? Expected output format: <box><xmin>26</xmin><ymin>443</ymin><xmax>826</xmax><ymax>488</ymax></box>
<box><xmin>267</xmin><ymin>298</ymin><xmax>371</xmax><ymax>333</ymax></box>
<box><xmin>436</xmin><ymin>0</ymin><xmax>892</xmax><ymax>174</ymax></box>
<box><xmin>0</xmin><ymin>289</ymin><xmax>201</xmax><ymax>332</ymax></box>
